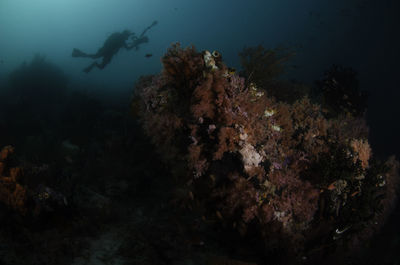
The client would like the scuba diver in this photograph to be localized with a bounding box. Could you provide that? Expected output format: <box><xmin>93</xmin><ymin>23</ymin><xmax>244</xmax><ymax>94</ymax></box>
<box><xmin>72</xmin><ymin>21</ymin><xmax>158</xmax><ymax>73</ymax></box>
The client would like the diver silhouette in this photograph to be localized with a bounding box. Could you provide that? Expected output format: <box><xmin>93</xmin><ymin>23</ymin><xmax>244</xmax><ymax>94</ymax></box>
<box><xmin>72</xmin><ymin>21</ymin><xmax>157</xmax><ymax>73</ymax></box>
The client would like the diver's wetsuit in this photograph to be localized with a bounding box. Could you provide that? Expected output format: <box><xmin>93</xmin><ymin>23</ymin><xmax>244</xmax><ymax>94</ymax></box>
<box><xmin>72</xmin><ymin>21</ymin><xmax>157</xmax><ymax>73</ymax></box>
<box><xmin>72</xmin><ymin>31</ymin><xmax>145</xmax><ymax>73</ymax></box>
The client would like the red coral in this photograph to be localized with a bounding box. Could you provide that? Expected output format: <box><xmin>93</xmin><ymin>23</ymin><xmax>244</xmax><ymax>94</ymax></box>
<box><xmin>162</xmin><ymin>43</ymin><xmax>204</xmax><ymax>92</ymax></box>
<box><xmin>134</xmin><ymin>44</ymin><xmax>327</xmax><ymax>237</ymax></box>
<box><xmin>191</xmin><ymin>73</ymin><xmax>216</xmax><ymax>120</ymax></box>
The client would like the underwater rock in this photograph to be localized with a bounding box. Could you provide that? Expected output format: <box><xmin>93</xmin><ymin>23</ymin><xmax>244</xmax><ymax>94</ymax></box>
<box><xmin>133</xmin><ymin>43</ymin><xmax>399</xmax><ymax>260</ymax></box>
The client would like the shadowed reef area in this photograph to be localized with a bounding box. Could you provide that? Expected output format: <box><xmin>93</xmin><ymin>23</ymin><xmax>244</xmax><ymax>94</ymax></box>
<box><xmin>0</xmin><ymin>45</ymin><xmax>398</xmax><ymax>265</ymax></box>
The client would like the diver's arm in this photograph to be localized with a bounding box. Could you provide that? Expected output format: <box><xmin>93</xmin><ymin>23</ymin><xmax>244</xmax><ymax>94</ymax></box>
<box><xmin>126</xmin><ymin>36</ymin><xmax>149</xmax><ymax>51</ymax></box>
<box><xmin>139</xmin><ymin>20</ymin><xmax>158</xmax><ymax>38</ymax></box>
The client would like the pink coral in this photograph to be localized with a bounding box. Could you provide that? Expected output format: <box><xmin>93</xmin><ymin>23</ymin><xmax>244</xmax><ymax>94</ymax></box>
<box><xmin>133</xmin><ymin>43</ymin><xmax>399</xmax><ymax>257</ymax></box>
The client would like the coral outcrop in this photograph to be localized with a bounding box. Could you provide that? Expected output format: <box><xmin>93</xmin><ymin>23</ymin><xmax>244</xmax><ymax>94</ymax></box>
<box><xmin>133</xmin><ymin>43</ymin><xmax>398</xmax><ymax>258</ymax></box>
<box><xmin>0</xmin><ymin>146</ymin><xmax>70</xmax><ymax>217</ymax></box>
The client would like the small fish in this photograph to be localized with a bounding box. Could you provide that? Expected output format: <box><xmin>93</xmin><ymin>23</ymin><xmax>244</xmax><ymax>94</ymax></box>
<box><xmin>0</xmin><ymin>59</ymin><xmax>3</xmax><ymax>64</ymax></box>
<box><xmin>145</xmin><ymin>53</ymin><xmax>153</xmax><ymax>58</ymax></box>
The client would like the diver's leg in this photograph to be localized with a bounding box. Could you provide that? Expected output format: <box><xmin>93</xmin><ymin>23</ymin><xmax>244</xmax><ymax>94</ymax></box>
<box><xmin>96</xmin><ymin>55</ymin><xmax>112</xmax><ymax>69</ymax></box>
<box><xmin>89</xmin><ymin>47</ymin><xmax>106</xmax><ymax>59</ymax></box>
<box><xmin>73</xmin><ymin>48</ymin><xmax>103</xmax><ymax>59</ymax></box>
<box><xmin>83</xmin><ymin>62</ymin><xmax>98</xmax><ymax>73</ymax></box>
<box><xmin>82</xmin><ymin>56</ymin><xmax>111</xmax><ymax>73</ymax></box>
<box><xmin>72</xmin><ymin>48</ymin><xmax>92</xmax><ymax>58</ymax></box>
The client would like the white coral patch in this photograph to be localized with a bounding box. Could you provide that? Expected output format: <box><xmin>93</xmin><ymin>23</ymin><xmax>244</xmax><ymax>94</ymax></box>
<box><xmin>264</xmin><ymin>109</ymin><xmax>275</xmax><ymax>117</ymax></box>
<box><xmin>239</xmin><ymin>132</ymin><xmax>248</xmax><ymax>141</ymax></box>
<box><xmin>239</xmin><ymin>143</ymin><xmax>263</xmax><ymax>172</ymax></box>
<box><xmin>271</xmin><ymin>125</ymin><xmax>281</xmax><ymax>132</ymax></box>
<box><xmin>203</xmin><ymin>50</ymin><xmax>218</xmax><ymax>70</ymax></box>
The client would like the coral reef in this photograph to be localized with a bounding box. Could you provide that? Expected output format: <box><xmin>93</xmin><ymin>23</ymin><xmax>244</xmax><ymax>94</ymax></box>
<box><xmin>133</xmin><ymin>43</ymin><xmax>398</xmax><ymax>260</ymax></box>
<box><xmin>0</xmin><ymin>145</ymin><xmax>70</xmax><ymax>218</ymax></box>
<box><xmin>238</xmin><ymin>45</ymin><xmax>304</xmax><ymax>103</ymax></box>
<box><xmin>0</xmin><ymin>145</ymin><xmax>28</xmax><ymax>215</ymax></box>
<box><xmin>239</xmin><ymin>45</ymin><xmax>293</xmax><ymax>85</ymax></box>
